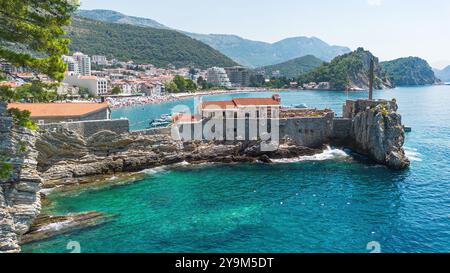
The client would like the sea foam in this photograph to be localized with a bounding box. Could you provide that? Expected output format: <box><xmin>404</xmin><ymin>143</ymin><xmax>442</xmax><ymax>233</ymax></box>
<box><xmin>272</xmin><ymin>146</ymin><xmax>350</xmax><ymax>163</ymax></box>
<box><xmin>404</xmin><ymin>147</ymin><xmax>422</xmax><ymax>162</ymax></box>
<box><xmin>37</xmin><ymin>220</ymin><xmax>73</xmax><ymax>232</ymax></box>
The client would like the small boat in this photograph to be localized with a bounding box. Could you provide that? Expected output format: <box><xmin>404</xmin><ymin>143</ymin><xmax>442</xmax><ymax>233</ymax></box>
<box><xmin>404</xmin><ymin>126</ymin><xmax>412</xmax><ymax>132</ymax></box>
<box><xmin>149</xmin><ymin>120</ymin><xmax>171</xmax><ymax>127</ymax></box>
<box><xmin>160</xmin><ymin>114</ymin><xmax>172</xmax><ymax>121</ymax></box>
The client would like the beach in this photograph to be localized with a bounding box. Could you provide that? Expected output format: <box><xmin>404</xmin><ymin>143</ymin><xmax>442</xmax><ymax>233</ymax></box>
<box><xmin>106</xmin><ymin>88</ymin><xmax>274</xmax><ymax>109</ymax></box>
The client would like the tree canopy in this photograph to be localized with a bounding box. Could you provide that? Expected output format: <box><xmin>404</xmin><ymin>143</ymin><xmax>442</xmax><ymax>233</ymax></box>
<box><xmin>0</xmin><ymin>0</ymin><xmax>78</xmax><ymax>80</ymax></box>
<box><xmin>165</xmin><ymin>75</ymin><xmax>197</xmax><ymax>93</ymax></box>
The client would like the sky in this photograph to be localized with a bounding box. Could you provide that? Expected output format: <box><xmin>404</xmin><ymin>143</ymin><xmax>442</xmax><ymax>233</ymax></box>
<box><xmin>79</xmin><ymin>0</ymin><xmax>450</xmax><ymax>68</ymax></box>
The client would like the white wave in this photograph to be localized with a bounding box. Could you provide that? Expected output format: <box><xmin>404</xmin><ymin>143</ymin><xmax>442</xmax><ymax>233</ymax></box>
<box><xmin>175</xmin><ymin>161</ymin><xmax>190</xmax><ymax>166</ymax></box>
<box><xmin>140</xmin><ymin>166</ymin><xmax>167</xmax><ymax>175</ymax></box>
<box><xmin>404</xmin><ymin>147</ymin><xmax>422</xmax><ymax>162</ymax></box>
<box><xmin>272</xmin><ymin>146</ymin><xmax>350</xmax><ymax>163</ymax></box>
<box><xmin>39</xmin><ymin>185</ymin><xmax>64</xmax><ymax>195</ymax></box>
<box><xmin>37</xmin><ymin>220</ymin><xmax>72</xmax><ymax>232</ymax></box>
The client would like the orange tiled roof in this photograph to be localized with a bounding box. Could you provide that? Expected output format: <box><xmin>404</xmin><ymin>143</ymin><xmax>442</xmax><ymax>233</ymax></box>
<box><xmin>16</xmin><ymin>73</ymin><xmax>34</xmax><ymax>77</ymax></box>
<box><xmin>232</xmin><ymin>97</ymin><xmax>280</xmax><ymax>106</ymax></box>
<box><xmin>79</xmin><ymin>76</ymin><xmax>97</xmax><ymax>80</ymax></box>
<box><xmin>0</xmin><ymin>81</ymin><xmax>18</xmax><ymax>88</ymax></box>
<box><xmin>201</xmin><ymin>96</ymin><xmax>281</xmax><ymax>110</ymax></box>
<box><xmin>201</xmin><ymin>101</ymin><xmax>236</xmax><ymax>110</ymax></box>
<box><xmin>173</xmin><ymin>114</ymin><xmax>199</xmax><ymax>123</ymax></box>
<box><xmin>7</xmin><ymin>102</ymin><xmax>109</xmax><ymax>117</ymax></box>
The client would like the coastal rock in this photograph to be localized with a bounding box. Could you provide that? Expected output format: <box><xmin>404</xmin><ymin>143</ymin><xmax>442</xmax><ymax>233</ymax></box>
<box><xmin>21</xmin><ymin>211</ymin><xmax>107</xmax><ymax>244</ymax></box>
<box><xmin>346</xmin><ymin>100</ymin><xmax>410</xmax><ymax>169</ymax></box>
<box><xmin>36</xmin><ymin>127</ymin><xmax>324</xmax><ymax>188</ymax></box>
<box><xmin>0</xmin><ymin>103</ymin><xmax>43</xmax><ymax>253</ymax></box>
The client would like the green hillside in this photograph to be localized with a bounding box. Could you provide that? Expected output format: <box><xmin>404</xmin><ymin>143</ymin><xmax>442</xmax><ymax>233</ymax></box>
<box><xmin>255</xmin><ymin>55</ymin><xmax>324</xmax><ymax>78</ymax></box>
<box><xmin>381</xmin><ymin>57</ymin><xmax>438</xmax><ymax>86</ymax></box>
<box><xmin>298</xmin><ymin>48</ymin><xmax>393</xmax><ymax>90</ymax></box>
<box><xmin>66</xmin><ymin>17</ymin><xmax>238</xmax><ymax>68</ymax></box>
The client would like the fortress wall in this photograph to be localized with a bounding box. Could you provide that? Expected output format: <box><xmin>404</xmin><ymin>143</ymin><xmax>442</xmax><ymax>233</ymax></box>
<box><xmin>279</xmin><ymin>113</ymin><xmax>334</xmax><ymax>147</ymax></box>
<box><xmin>331</xmin><ymin>118</ymin><xmax>352</xmax><ymax>142</ymax></box>
<box><xmin>175</xmin><ymin>113</ymin><xmax>339</xmax><ymax>148</ymax></box>
<box><xmin>39</xmin><ymin>119</ymin><xmax>129</xmax><ymax>138</ymax></box>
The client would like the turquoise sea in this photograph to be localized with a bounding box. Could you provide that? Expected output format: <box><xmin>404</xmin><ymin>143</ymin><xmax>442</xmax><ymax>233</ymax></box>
<box><xmin>23</xmin><ymin>86</ymin><xmax>450</xmax><ymax>253</ymax></box>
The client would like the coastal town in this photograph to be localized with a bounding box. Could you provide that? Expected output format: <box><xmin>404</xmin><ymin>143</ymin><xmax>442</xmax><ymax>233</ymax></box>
<box><xmin>0</xmin><ymin>52</ymin><xmax>263</xmax><ymax>110</ymax></box>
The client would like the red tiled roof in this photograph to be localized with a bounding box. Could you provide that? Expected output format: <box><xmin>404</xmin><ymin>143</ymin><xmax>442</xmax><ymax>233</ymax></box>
<box><xmin>232</xmin><ymin>97</ymin><xmax>280</xmax><ymax>106</ymax></box>
<box><xmin>173</xmin><ymin>114</ymin><xmax>199</xmax><ymax>123</ymax></box>
<box><xmin>201</xmin><ymin>96</ymin><xmax>281</xmax><ymax>110</ymax></box>
<box><xmin>0</xmin><ymin>81</ymin><xmax>18</xmax><ymax>88</ymax></box>
<box><xmin>79</xmin><ymin>76</ymin><xmax>98</xmax><ymax>80</ymax></box>
<box><xmin>7</xmin><ymin>102</ymin><xmax>109</xmax><ymax>117</ymax></box>
<box><xmin>201</xmin><ymin>101</ymin><xmax>236</xmax><ymax>110</ymax></box>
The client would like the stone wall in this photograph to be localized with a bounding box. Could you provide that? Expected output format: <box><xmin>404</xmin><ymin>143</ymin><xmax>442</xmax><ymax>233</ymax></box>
<box><xmin>175</xmin><ymin>113</ymin><xmax>335</xmax><ymax>148</ymax></box>
<box><xmin>39</xmin><ymin>119</ymin><xmax>129</xmax><ymax>138</ymax></box>
<box><xmin>0</xmin><ymin>102</ymin><xmax>42</xmax><ymax>253</ymax></box>
<box><xmin>280</xmin><ymin>113</ymin><xmax>334</xmax><ymax>147</ymax></box>
<box><xmin>331</xmin><ymin>118</ymin><xmax>352</xmax><ymax>142</ymax></box>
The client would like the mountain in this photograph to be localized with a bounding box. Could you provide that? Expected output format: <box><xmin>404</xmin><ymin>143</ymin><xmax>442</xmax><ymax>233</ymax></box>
<box><xmin>254</xmin><ymin>55</ymin><xmax>324</xmax><ymax>79</ymax></box>
<box><xmin>186</xmin><ymin>33</ymin><xmax>350</xmax><ymax>67</ymax></box>
<box><xmin>76</xmin><ymin>9</ymin><xmax>351</xmax><ymax>68</ymax></box>
<box><xmin>381</xmin><ymin>57</ymin><xmax>438</xmax><ymax>86</ymax></box>
<box><xmin>76</xmin><ymin>9</ymin><xmax>169</xmax><ymax>29</ymax></box>
<box><xmin>298</xmin><ymin>48</ymin><xmax>393</xmax><ymax>90</ymax></box>
<box><xmin>433</xmin><ymin>65</ymin><xmax>450</xmax><ymax>82</ymax></box>
<box><xmin>66</xmin><ymin>16</ymin><xmax>238</xmax><ymax>69</ymax></box>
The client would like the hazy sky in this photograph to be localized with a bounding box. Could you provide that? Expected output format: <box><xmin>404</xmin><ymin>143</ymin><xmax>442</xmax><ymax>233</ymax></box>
<box><xmin>80</xmin><ymin>0</ymin><xmax>450</xmax><ymax>68</ymax></box>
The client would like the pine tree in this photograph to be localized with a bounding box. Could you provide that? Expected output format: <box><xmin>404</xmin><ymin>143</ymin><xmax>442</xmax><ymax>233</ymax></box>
<box><xmin>0</xmin><ymin>0</ymin><xmax>79</xmax><ymax>80</ymax></box>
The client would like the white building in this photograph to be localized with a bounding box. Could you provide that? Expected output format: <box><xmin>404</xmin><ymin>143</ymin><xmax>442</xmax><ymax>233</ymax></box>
<box><xmin>63</xmin><ymin>52</ymin><xmax>91</xmax><ymax>76</ymax></box>
<box><xmin>206</xmin><ymin>67</ymin><xmax>231</xmax><ymax>88</ymax></box>
<box><xmin>63</xmin><ymin>73</ymin><xmax>108</xmax><ymax>97</ymax></box>
<box><xmin>141</xmin><ymin>82</ymin><xmax>163</xmax><ymax>97</ymax></box>
<box><xmin>91</xmin><ymin>55</ymin><xmax>108</xmax><ymax>66</ymax></box>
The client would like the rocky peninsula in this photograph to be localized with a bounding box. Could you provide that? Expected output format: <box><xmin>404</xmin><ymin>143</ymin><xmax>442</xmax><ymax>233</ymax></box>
<box><xmin>0</xmin><ymin>98</ymin><xmax>409</xmax><ymax>252</ymax></box>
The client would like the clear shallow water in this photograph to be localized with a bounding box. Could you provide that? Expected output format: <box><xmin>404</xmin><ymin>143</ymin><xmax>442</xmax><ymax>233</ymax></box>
<box><xmin>24</xmin><ymin>86</ymin><xmax>450</xmax><ymax>253</ymax></box>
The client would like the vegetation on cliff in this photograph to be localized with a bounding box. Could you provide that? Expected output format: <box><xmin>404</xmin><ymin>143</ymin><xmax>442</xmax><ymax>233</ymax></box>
<box><xmin>297</xmin><ymin>48</ymin><xmax>393</xmax><ymax>90</ymax></box>
<box><xmin>255</xmin><ymin>55</ymin><xmax>324</xmax><ymax>79</ymax></box>
<box><xmin>381</xmin><ymin>57</ymin><xmax>438</xmax><ymax>86</ymax></box>
<box><xmin>66</xmin><ymin>17</ymin><xmax>238</xmax><ymax>69</ymax></box>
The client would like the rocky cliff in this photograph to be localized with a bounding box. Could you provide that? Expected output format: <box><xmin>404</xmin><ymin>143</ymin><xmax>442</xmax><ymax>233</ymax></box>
<box><xmin>0</xmin><ymin>103</ymin><xmax>42</xmax><ymax>253</ymax></box>
<box><xmin>36</xmin><ymin>129</ymin><xmax>320</xmax><ymax>188</ymax></box>
<box><xmin>344</xmin><ymin>99</ymin><xmax>410</xmax><ymax>169</ymax></box>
